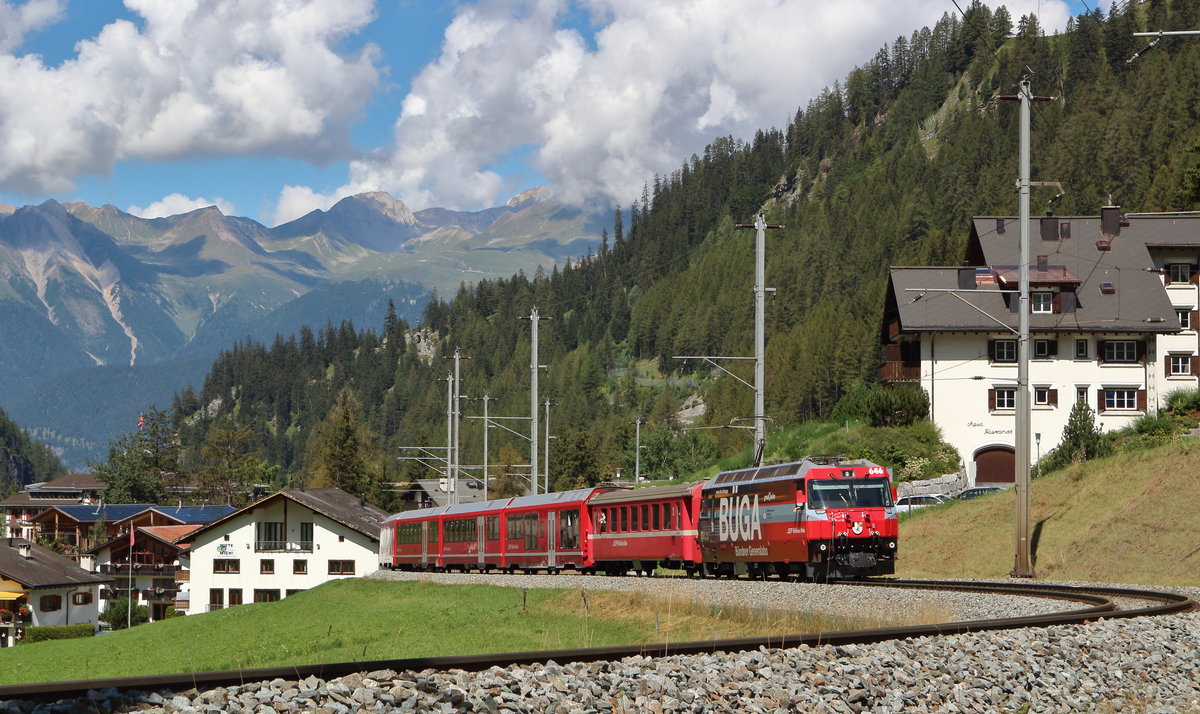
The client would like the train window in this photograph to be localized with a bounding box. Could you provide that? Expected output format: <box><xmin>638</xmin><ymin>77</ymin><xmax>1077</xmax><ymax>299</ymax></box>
<box><xmin>651</xmin><ymin>504</ymin><xmax>660</xmax><ymax>530</ymax></box>
<box><xmin>620</xmin><ymin>507</ymin><xmax>629</xmax><ymax>532</ymax></box>
<box><xmin>525</xmin><ymin>514</ymin><xmax>539</xmax><ymax>550</ymax></box>
<box><xmin>507</xmin><ymin>516</ymin><xmax>522</xmax><ymax>540</ymax></box>
<box><xmin>638</xmin><ymin>505</ymin><xmax>647</xmax><ymax>531</ymax></box>
<box><xmin>486</xmin><ymin>517</ymin><xmax>499</xmax><ymax>541</ymax></box>
<box><xmin>559</xmin><ymin>510</ymin><xmax>579</xmax><ymax>549</ymax></box>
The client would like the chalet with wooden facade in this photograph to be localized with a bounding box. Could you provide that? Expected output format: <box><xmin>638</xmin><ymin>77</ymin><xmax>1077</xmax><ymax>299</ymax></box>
<box><xmin>0</xmin><ymin>473</ymin><xmax>106</xmax><ymax>541</ymax></box>
<box><xmin>882</xmin><ymin>208</ymin><xmax>1199</xmax><ymax>483</ymax></box>
<box><xmin>90</xmin><ymin>524</ymin><xmax>202</xmax><ymax>622</ymax></box>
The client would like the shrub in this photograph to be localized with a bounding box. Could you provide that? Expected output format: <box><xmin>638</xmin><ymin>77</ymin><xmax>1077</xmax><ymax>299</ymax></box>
<box><xmin>100</xmin><ymin>597</ymin><xmax>149</xmax><ymax>630</ymax></box>
<box><xmin>1165</xmin><ymin>387</ymin><xmax>1200</xmax><ymax>414</ymax></box>
<box><xmin>831</xmin><ymin>384</ymin><xmax>929</xmax><ymax>427</ymax></box>
<box><xmin>22</xmin><ymin>623</ymin><xmax>94</xmax><ymax>644</ymax></box>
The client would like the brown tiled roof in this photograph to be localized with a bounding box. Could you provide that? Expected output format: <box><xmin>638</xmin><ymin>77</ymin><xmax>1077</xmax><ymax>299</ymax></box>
<box><xmin>0</xmin><ymin>538</ymin><xmax>111</xmax><ymax>589</ymax></box>
<box><xmin>142</xmin><ymin>525</ymin><xmax>201</xmax><ymax>547</ymax></box>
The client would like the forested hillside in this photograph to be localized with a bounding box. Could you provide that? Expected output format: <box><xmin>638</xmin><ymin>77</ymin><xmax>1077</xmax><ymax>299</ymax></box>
<box><xmin>168</xmin><ymin>1</ymin><xmax>1200</xmax><ymax>499</ymax></box>
<box><xmin>0</xmin><ymin>408</ymin><xmax>65</xmax><ymax>495</ymax></box>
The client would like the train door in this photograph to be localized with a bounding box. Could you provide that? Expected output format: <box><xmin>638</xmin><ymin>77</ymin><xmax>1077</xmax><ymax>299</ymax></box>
<box><xmin>476</xmin><ymin>515</ymin><xmax>485</xmax><ymax>568</ymax></box>
<box><xmin>420</xmin><ymin>521</ymin><xmax>429</xmax><ymax>566</ymax></box>
<box><xmin>547</xmin><ymin>511</ymin><xmax>557</xmax><ymax>568</ymax></box>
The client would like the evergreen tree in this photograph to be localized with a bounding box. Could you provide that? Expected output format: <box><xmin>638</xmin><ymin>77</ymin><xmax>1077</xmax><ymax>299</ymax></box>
<box><xmin>302</xmin><ymin>388</ymin><xmax>381</xmax><ymax>501</ymax></box>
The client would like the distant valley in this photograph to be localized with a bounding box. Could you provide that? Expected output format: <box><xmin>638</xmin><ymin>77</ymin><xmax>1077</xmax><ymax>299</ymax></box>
<box><xmin>0</xmin><ymin>188</ymin><xmax>604</xmax><ymax>468</ymax></box>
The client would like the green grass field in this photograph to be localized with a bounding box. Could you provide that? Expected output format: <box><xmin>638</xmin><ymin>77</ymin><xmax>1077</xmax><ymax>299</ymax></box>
<box><xmin>897</xmin><ymin>439</ymin><xmax>1200</xmax><ymax>586</ymax></box>
<box><xmin>0</xmin><ymin>578</ymin><xmax>897</xmax><ymax>686</ymax></box>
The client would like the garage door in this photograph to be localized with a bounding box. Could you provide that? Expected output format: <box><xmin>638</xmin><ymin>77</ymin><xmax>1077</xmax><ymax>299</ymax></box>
<box><xmin>974</xmin><ymin>446</ymin><xmax>1015</xmax><ymax>483</ymax></box>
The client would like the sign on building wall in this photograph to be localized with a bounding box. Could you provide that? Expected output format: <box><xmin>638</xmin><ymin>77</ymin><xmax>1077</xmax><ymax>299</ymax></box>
<box><xmin>216</xmin><ymin>543</ymin><xmax>236</xmax><ymax>556</ymax></box>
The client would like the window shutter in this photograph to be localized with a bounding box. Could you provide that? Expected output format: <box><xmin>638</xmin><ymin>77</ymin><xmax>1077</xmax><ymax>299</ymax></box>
<box><xmin>988</xmin><ymin>389</ymin><xmax>996</xmax><ymax>411</ymax></box>
<box><xmin>1191</xmin><ymin>265</ymin><xmax>1199</xmax><ymax>285</ymax></box>
<box><xmin>987</xmin><ymin>340</ymin><xmax>996</xmax><ymax>361</ymax></box>
<box><xmin>1049</xmin><ymin>389</ymin><xmax>1058</xmax><ymax>406</ymax></box>
<box><xmin>1061</xmin><ymin>292</ymin><xmax>1077</xmax><ymax>313</ymax></box>
<box><xmin>1192</xmin><ymin>310</ymin><xmax>1198</xmax><ymax>330</ymax></box>
<box><xmin>1192</xmin><ymin>355</ymin><xmax>1200</xmax><ymax>375</ymax></box>
<box><xmin>1165</xmin><ymin>354</ymin><xmax>1172</xmax><ymax>373</ymax></box>
<box><xmin>1137</xmin><ymin>389</ymin><xmax>1147</xmax><ymax>411</ymax></box>
<box><xmin>1097</xmin><ymin>340</ymin><xmax>1107</xmax><ymax>363</ymax></box>
<box><xmin>1097</xmin><ymin>388</ymin><xmax>1105</xmax><ymax>411</ymax></box>
<box><xmin>1136</xmin><ymin>341</ymin><xmax>1146</xmax><ymax>362</ymax></box>
<box><xmin>1052</xmin><ymin>292</ymin><xmax>1062</xmax><ymax>313</ymax></box>
<box><xmin>1048</xmin><ymin>340</ymin><xmax>1058</xmax><ymax>356</ymax></box>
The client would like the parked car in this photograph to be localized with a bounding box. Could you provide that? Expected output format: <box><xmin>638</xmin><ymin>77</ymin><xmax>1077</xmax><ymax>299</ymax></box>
<box><xmin>894</xmin><ymin>494</ymin><xmax>950</xmax><ymax>512</ymax></box>
<box><xmin>955</xmin><ymin>487</ymin><xmax>1005</xmax><ymax>500</ymax></box>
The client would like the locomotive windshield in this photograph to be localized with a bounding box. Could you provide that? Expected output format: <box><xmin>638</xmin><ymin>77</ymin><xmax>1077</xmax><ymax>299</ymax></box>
<box><xmin>807</xmin><ymin>478</ymin><xmax>893</xmax><ymax>509</ymax></box>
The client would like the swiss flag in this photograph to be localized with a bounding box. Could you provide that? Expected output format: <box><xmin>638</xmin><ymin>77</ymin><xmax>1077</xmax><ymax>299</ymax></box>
<box><xmin>137</xmin><ymin>414</ymin><xmax>145</xmax><ymax>428</ymax></box>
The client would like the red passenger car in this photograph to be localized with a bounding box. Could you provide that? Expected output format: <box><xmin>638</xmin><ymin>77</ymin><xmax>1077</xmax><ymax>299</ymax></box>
<box><xmin>379</xmin><ymin>488</ymin><xmax>609</xmax><ymax>572</ymax></box>
<box><xmin>586</xmin><ymin>482</ymin><xmax>703</xmax><ymax>575</ymax></box>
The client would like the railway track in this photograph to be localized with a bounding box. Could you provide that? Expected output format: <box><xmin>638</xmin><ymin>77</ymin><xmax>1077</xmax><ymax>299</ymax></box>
<box><xmin>0</xmin><ymin>579</ymin><xmax>1193</xmax><ymax>705</ymax></box>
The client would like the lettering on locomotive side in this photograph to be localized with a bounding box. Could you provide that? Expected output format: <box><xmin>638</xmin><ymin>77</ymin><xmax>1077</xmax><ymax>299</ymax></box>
<box><xmin>717</xmin><ymin>494</ymin><xmax>764</xmax><ymax>542</ymax></box>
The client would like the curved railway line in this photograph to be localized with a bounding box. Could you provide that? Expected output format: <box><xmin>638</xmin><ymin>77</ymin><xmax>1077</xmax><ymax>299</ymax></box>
<box><xmin>0</xmin><ymin>578</ymin><xmax>1193</xmax><ymax>705</ymax></box>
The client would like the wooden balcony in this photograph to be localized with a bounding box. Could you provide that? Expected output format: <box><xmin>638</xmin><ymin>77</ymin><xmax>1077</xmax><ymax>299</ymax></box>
<box><xmin>878</xmin><ymin>361</ymin><xmax>920</xmax><ymax>383</ymax></box>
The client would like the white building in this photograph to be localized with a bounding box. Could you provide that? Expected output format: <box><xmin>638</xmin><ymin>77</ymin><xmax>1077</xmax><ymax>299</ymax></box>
<box><xmin>178</xmin><ymin>489</ymin><xmax>388</xmax><ymax>614</ymax></box>
<box><xmin>883</xmin><ymin>208</ymin><xmax>1199</xmax><ymax>483</ymax></box>
<box><xmin>0</xmin><ymin>538</ymin><xmax>110</xmax><ymax>646</ymax></box>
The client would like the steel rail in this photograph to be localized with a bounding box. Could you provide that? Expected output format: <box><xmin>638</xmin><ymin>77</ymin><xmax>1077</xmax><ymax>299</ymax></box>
<box><xmin>0</xmin><ymin>580</ymin><xmax>1192</xmax><ymax>703</ymax></box>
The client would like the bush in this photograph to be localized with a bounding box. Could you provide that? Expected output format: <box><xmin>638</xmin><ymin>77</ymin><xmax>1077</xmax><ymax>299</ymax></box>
<box><xmin>22</xmin><ymin>623</ymin><xmax>94</xmax><ymax>644</ymax></box>
<box><xmin>1165</xmin><ymin>387</ymin><xmax>1200</xmax><ymax>414</ymax></box>
<box><xmin>100</xmin><ymin>597</ymin><xmax>149</xmax><ymax>630</ymax></box>
<box><xmin>831</xmin><ymin>384</ymin><xmax>929</xmax><ymax>427</ymax></box>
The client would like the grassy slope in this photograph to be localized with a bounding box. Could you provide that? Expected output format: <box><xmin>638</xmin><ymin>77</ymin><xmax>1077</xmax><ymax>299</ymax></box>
<box><xmin>897</xmin><ymin>439</ymin><xmax>1200</xmax><ymax>586</ymax></box>
<box><xmin>0</xmin><ymin>578</ymin><xmax>890</xmax><ymax>686</ymax></box>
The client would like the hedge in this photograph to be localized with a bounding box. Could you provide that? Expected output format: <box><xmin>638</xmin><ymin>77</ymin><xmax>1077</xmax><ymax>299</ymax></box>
<box><xmin>22</xmin><ymin>623</ymin><xmax>95</xmax><ymax>644</ymax></box>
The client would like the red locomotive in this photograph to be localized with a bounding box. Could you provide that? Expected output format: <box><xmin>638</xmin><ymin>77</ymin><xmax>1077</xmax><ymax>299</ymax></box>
<box><xmin>379</xmin><ymin>455</ymin><xmax>897</xmax><ymax>580</ymax></box>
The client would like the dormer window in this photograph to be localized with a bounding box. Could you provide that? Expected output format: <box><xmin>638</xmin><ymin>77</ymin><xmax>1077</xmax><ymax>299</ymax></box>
<box><xmin>1031</xmin><ymin>292</ymin><xmax>1054</xmax><ymax>313</ymax></box>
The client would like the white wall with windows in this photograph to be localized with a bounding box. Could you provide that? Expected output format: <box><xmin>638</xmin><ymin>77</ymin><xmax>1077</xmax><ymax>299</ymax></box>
<box><xmin>917</xmin><ymin>330</ymin><xmax>1181</xmax><ymax>484</ymax></box>
<box><xmin>24</xmin><ymin>585</ymin><xmax>101</xmax><ymax>628</ymax></box>
<box><xmin>186</xmin><ymin>499</ymin><xmax>378</xmax><ymax>615</ymax></box>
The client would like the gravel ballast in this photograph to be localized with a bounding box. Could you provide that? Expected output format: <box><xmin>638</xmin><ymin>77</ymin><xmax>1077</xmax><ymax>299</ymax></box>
<box><xmin>4</xmin><ymin>576</ymin><xmax>1197</xmax><ymax>714</ymax></box>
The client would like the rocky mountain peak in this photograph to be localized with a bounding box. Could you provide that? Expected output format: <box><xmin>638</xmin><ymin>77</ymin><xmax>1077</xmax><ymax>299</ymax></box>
<box><xmin>506</xmin><ymin>186</ymin><xmax>555</xmax><ymax>209</ymax></box>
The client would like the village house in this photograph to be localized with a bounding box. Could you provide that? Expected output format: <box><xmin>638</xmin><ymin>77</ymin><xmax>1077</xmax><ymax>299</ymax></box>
<box><xmin>390</xmin><ymin>478</ymin><xmax>486</xmax><ymax>511</ymax></box>
<box><xmin>0</xmin><ymin>473</ymin><xmax>107</xmax><ymax>541</ymax></box>
<box><xmin>0</xmin><ymin>537</ymin><xmax>111</xmax><ymax>647</ymax></box>
<box><xmin>881</xmin><ymin>208</ymin><xmax>1199</xmax><ymax>483</ymax></box>
<box><xmin>30</xmin><ymin>504</ymin><xmax>156</xmax><ymax>559</ymax></box>
<box><xmin>89</xmin><ymin>524</ymin><xmax>204</xmax><ymax>623</ymax></box>
<box><xmin>178</xmin><ymin>489</ymin><xmax>388</xmax><ymax>614</ymax></box>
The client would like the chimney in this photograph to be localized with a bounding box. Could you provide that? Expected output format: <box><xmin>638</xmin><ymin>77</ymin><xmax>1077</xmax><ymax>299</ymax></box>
<box><xmin>1101</xmin><ymin>205</ymin><xmax>1121</xmax><ymax>237</ymax></box>
<box><xmin>1036</xmin><ymin>255</ymin><xmax>1049</xmax><ymax>273</ymax></box>
<box><xmin>17</xmin><ymin>542</ymin><xmax>32</xmax><ymax>559</ymax></box>
<box><xmin>995</xmin><ymin>218</ymin><xmax>1006</xmax><ymax>235</ymax></box>
<box><xmin>957</xmin><ymin>267</ymin><xmax>976</xmax><ymax>290</ymax></box>
<box><xmin>1040</xmin><ymin>217</ymin><xmax>1058</xmax><ymax>241</ymax></box>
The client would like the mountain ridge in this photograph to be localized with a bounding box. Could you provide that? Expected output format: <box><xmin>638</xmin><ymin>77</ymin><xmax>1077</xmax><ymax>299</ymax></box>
<box><xmin>0</xmin><ymin>187</ymin><xmax>605</xmax><ymax>468</ymax></box>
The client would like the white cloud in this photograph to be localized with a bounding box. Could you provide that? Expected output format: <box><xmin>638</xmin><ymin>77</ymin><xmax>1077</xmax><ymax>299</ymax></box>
<box><xmin>289</xmin><ymin>0</ymin><xmax>1072</xmax><ymax>215</ymax></box>
<box><xmin>270</xmin><ymin>184</ymin><xmax>341</xmax><ymax>226</ymax></box>
<box><xmin>127</xmin><ymin>192</ymin><xmax>235</xmax><ymax>218</ymax></box>
<box><xmin>0</xmin><ymin>0</ymin><xmax>64</xmax><ymax>53</ymax></box>
<box><xmin>0</xmin><ymin>0</ymin><xmax>380</xmax><ymax>194</ymax></box>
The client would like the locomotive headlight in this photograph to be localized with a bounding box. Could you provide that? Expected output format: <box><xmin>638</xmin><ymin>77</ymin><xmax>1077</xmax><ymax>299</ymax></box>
<box><xmin>888</xmin><ymin>540</ymin><xmax>896</xmax><ymax>549</ymax></box>
<box><xmin>818</xmin><ymin>543</ymin><xmax>827</xmax><ymax>551</ymax></box>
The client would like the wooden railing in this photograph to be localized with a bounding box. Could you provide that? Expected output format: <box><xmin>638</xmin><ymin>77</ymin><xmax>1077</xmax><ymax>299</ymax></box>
<box><xmin>877</xmin><ymin>362</ymin><xmax>920</xmax><ymax>382</ymax></box>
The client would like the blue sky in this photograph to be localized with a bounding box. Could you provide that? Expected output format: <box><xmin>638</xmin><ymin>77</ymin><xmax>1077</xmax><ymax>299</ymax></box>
<box><xmin>0</xmin><ymin>0</ymin><xmax>1085</xmax><ymax>226</ymax></box>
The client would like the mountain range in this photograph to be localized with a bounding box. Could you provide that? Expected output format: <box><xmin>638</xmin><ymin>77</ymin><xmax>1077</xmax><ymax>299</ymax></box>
<box><xmin>0</xmin><ymin>188</ymin><xmax>604</xmax><ymax>468</ymax></box>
